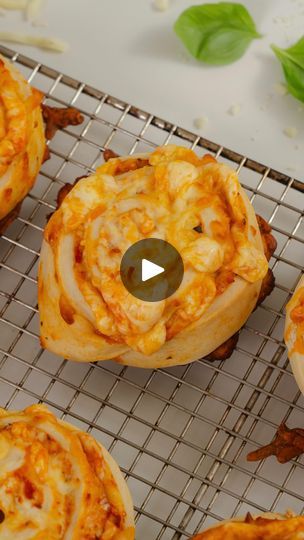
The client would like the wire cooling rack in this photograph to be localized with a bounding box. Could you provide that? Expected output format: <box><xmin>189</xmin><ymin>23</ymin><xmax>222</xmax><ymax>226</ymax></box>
<box><xmin>0</xmin><ymin>45</ymin><xmax>304</xmax><ymax>539</ymax></box>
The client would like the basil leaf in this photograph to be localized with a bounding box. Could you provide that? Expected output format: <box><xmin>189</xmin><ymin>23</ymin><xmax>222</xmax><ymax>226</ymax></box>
<box><xmin>174</xmin><ymin>2</ymin><xmax>261</xmax><ymax>65</ymax></box>
<box><xmin>272</xmin><ymin>37</ymin><xmax>304</xmax><ymax>103</ymax></box>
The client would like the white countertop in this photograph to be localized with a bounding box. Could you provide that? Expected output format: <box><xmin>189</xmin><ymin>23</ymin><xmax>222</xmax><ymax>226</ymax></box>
<box><xmin>1</xmin><ymin>0</ymin><xmax>304</xmax><ymax>179</ymax></box>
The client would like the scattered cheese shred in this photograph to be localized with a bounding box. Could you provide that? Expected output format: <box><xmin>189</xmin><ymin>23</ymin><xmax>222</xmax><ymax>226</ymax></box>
<box><xmin>31</xmin><ymin>19</ymin><xmax>47</xmax><ymax>27</ymax></box>
<box><xmin>0</xmin><ymin>32</ymin><xmax>68</xmax><ymax>52</ymax></box>
<box><xmin>227</xmin><ymin>104</ymin><xmax>241</xmax><ymax>116</ymax></box>
<box><xmin>25</xmin><ymin>0</ymin><xmax>44</xmax><ymax>22</ymax></box>
<box><xmin>283</xmin><ymin>127</ymin><xmax>298</xmax><ymax>139</ymax></box>
<box><xmin>0</xmin><ymin>0</ymin><xmax>27</xmax><ymax>9</ymax></box>
<box><xmin>153</xmin><ymin>0</ymin><xmax>169</xmax><ymax>12</ymax></box>
<box><xmin>194</xmin><ymin>116</ymin><xmax>209</xmax><ymax>130</ymax></box>
<box><xmin>274</xmin><ymin>82</ymin><xmax>288</xmax><ymax>96</ymax></box>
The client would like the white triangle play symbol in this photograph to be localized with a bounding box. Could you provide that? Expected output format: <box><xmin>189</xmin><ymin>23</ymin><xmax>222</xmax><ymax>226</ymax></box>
<box><xmin>141</xmin><ymin>259</ymin><xmax>164</xmax><ymax>282</ymax></box>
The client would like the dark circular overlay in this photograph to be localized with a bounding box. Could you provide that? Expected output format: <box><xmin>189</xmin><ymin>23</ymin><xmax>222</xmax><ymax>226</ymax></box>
<box><xmin>120</xmin><ymin>238</ymin><xmax>184</xmax><ymax>302</ymax></box>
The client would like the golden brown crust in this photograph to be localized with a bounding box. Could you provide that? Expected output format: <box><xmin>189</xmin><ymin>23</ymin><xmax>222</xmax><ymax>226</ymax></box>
<box><xmin>0</xmin><ymin>173</ymin><xmax>87</xmax><ymax>237</ymax></box>
<box><xmin>43</xmin><ymin>144</ymin><xmax>51</xmax><ymax>163</ymax></box>
<box><xmin>56</xmin><ymin>176</ymin><xmax>86</xmax><ymax>207</ymax></box>
<box><xmin>56</xmin><ymin>182</ymin><xmax>74</xmax><ymax>208</ymax></box>
<box><xmin>0</xmin><ymin>405</ymin><xmax>135</xmax><ymax>539</ymax></box>
<box><xmin>247</xmin><ymin>423</ymin><xmax>304</xmax><ymax>464</ymax></box>
<box><xmin>104</xmin><ymin>148</ymin><xmax>119</xmax><ymax>161</ymax></box>
<box><xmin>0</xmin><ymin>200</ymin><xmax>22</xmax><ymax>235</ymax></box>
<box><xmin>0</xmin><ymin>55</ymin><xmax>46</xmax><ymax>229</ymax></box>
<box><xmin>191</xmin><ymin>515</ymin><xmax>304</xmax><ymax>539</ymax></box>
<box><xmin>206</xmin><ymin>216</ymin><xmax>276</xmax><ymax>362</ymax></box>
<box><xmin>257</xmin><ymin>268</ymin><xmax>275</xmax><ymax>308</ymax></box>
<box><xmin>206</xmin><ymin>332</ymin><xmax>240</xmax><ymax>361</ymax></box>
<box><xmin>285</xmin><ymin>276</ymin><xmax>304</xmax><ymax>365</ymax></box>
<box><xmin>0</xmin><ymin>59</ymin><xmax>85</xmax><ymax>235</ymax></box>
<box><xmin>42</xmin><ymin>104</ymin><xmax>84</xmax><ymax>140</ymax></box>
<box><xmin>256</xmin><ymin>215</ymin><xmax>277</xmax><ymax>262</ymax></box>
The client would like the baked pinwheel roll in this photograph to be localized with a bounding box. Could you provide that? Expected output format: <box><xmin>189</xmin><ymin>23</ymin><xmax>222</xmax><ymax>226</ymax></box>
<box><xmin>191</xmin><ymin>512</ymin><xmax>304</xmax><ymax>539</ymax></box>
<box><xmin>0</xmin><ymin>54</ymin><xmax>45</xmax><ymax>233</ymax></box>
<box><xmin>285</xmin><ymin>274</ymin><xmax>304</xmax><ymax>394</ymax></box>
<box><xmin>0</xmin><ymin>405</ymin><xmax>134</xmax><ymax>539</ymax></box>
<box><xmin>39</xmin><ymin>145</ymin><xmax>271</xmax><ymax>367</ymax></box>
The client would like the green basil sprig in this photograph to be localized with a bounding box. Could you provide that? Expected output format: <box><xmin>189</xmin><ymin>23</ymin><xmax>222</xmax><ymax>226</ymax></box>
<box><xmin>174</xmin><ymin>2</ymin><xmax>262</xmax><ymax>65</ymax></box>
<box><xmin>272</xmin><ymin>37</ymin><xmax>304</xmax><ymax>103</ymax></box>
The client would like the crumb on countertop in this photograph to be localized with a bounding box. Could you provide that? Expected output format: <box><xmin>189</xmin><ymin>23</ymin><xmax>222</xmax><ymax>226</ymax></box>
<box><xmin>227</xmin><ymin>104</ymin><xmax>241</xmax><ymax>116</ymax></box>
<box><xmin>152</xmin><ymin>0</ymin><xmax>169</xmax><ymax>12</ymax></box>
<box><xmin>283</xmin><ymin>127</ymin><xmax>298</xmax><ymax>139</ymax></box>
<box><xmin>31</xmin><ymin>19</ymin><xmax>47</xmax><ymax>27</ymax></box>
<box><xmin>193</xmin><ymin>116</ymin><xmax>209</xmax><ymax>130</ymax></box>
<box><xmin>26</xmin><ymin>0</ymin><xmax>44</xmax><ymax>23</ymax></box>
<box><xmin>273</xmin><ymin>82</ymin><xmax>288</xmax><ymax>96</ymax></box>
<box><xmin>273</xmin><ymin>15</ymin><xmax>290</xmax><ymax>24</ymax></box>
<box><xmin>0</xmin><ymin>0</ymin><xmax>27</xmax><ymax>9</ymax></box>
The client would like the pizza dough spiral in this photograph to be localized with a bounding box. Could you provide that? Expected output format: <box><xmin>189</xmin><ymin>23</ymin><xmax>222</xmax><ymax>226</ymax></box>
<box><xmin>0</xmin><ymin>54</ymin><xmax>45</xmax><ymax>228</ymax></box>
<box><xmin>0</xmin><ymin>405</ymin><xmax>134</xmax><ymax>540</ymax></box>
<box><xmin>39</xmin><ymin>145</ymin><xmax>269</xmax><ymax>367</ymax></box>
<box><xmin>285</xmin><ymin>274</ymin><xmax>304</xmax><ymax>395</ymax></box>
<box><xmin>191</xmin><ymin>512</ymin><xmax>304</xmax><ymax>539</ymax></box>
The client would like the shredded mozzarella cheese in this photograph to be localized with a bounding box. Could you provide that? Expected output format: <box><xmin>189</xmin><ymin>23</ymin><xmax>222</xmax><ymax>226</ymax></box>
<box><xmin>25</xmin><ymin>0</ymin><xmax>44</xmax><ymax>22</ymax></box>
<box><xmin>0</xmin><ymin>0</ymin><xmax>27</xmax><ymax>9</ymax></box>
<box><xmin>274</xmin><ymin>82</ymin><xmax>288</xmax><ymax>96</ymax></box>
<box><xmin>283</xmin><ymin>126</ymin><xmax>298</xmax><ymax>139</ymax></box>
<box><xmin>227</xmin><ymin>104</ymin><xmax>242</xmax><ymax>116</ymax></box>
<box><xmin>0</xmin><ymin>31</ymin><xmax>68</xmax><ymax>52</ymax></box>
<box><xmin>194</xmin><ymin>116</ymin><xmax>209</xmax><ymax>130</ymax></box>
<box><xmin>153</xmin><ymin>0</ymin><xmax>169</xmax><ymax>12</ymax></box>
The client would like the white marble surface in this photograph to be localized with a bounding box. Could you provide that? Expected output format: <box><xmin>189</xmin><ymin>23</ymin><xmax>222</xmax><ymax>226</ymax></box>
<box><xmin>0</xmin><ymin>0</ymin><xmax>304</xmax><ymax>179</ymax></box>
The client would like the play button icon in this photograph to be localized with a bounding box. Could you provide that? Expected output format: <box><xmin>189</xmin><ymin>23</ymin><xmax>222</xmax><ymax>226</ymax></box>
<box><xmin>120</xmin><ymin>238</ymin><xmax>184</xmax><ymax>302</ymax></box>
<box><xmin>142</xmin><ymin>259</ymin><xmax>164</xmax><ymax>282</ymax></box>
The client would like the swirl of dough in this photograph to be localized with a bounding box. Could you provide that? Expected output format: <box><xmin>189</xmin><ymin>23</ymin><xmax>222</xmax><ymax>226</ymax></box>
<box><xmin>0</xmin><ymin>54</ymin><xmax>45</xmax><ymax>224</ymax></box>
<box><xmin>0</xmin><ymin>405</ymin><xmax>134</xmax><ymax>540</ymax></box>
<box><xmin>39</xmin><ymin>145</ymin><xmax>269</xmax><ymax>364</ymax></box>
<box><xmin>285</xmin><ymin>275</ymin><xmax>304</xmax><ymax>395</ymax></box>
<box><xmin>285</xmin><ymin>278</ymin><xmax>304</xmax><ymax>358</ymax></box>
<box><xmin>191</xmin><ymin>513</ymin><xmax>304</xmax><ymax>539</ymax></box>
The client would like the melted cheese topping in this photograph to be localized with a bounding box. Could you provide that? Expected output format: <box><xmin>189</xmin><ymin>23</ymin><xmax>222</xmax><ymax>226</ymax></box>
<box><xmin>0</xmin><ymin>54</ymin><xmax>45</xmax><ymax>221</ymax></box>
<box><xmin>192</xmin><ymin>516</ymin><xmax>304</xmax><ymax>539</ymax></box>
<box><xmin>0</xmin><ymin>405</ymin><xmax>133</xmax><ymax>540</ymax></box>
<box><xmin>286</xmin><ymin>286</ymin><xmax>304</xmax><ymax>356</ymax></box>
<box><xmin>44</xmin><ymin>145</ymin><xmax>268</xmax><ymax>356</ymax></box>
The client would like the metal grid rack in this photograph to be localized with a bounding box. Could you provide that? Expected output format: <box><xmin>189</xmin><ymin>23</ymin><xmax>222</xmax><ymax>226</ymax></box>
<box><xmin>0</xmin><ymin>45</ymin><xmax>303</xmax><ymax>539</ymax></box>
